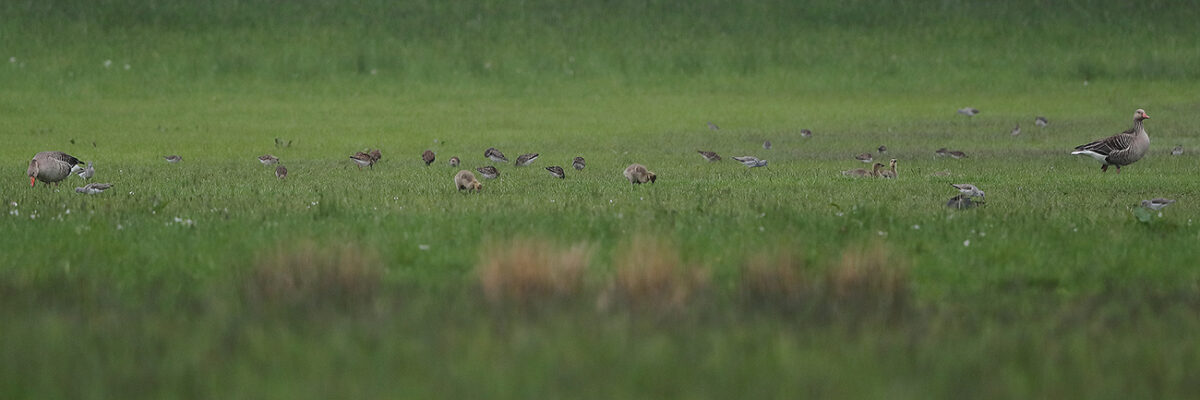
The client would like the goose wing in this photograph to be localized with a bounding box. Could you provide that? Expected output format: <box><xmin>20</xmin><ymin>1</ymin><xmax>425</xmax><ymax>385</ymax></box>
<box><xmin>1074</xmin><ymin>128</ymin><xmax>1136</xmax><ymax>155</ymax></box>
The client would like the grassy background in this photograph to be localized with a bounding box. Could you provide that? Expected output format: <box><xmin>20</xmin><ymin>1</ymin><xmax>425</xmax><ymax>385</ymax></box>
<box><xmin>3</xmin><ymin>0</ymin><xmax>1200</xmax><ymax>398</ymax></box>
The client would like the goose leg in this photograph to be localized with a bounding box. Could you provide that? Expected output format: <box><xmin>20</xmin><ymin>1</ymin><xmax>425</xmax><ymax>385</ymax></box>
<box><xmin>1116</xmin><ymin>165</ymin><xmax>1122</xmax><ymax>174</ymax></box>
<box><xmin>1101</xmin><ymin>164</ymin><xmax>1108</xmax><ymax>172</ymax></box>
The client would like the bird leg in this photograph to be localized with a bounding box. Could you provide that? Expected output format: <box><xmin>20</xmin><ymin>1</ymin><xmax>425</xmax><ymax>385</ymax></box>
<box><xmin>1116</xmin><ymin>165</ymin><xmax>1122</xmax><ymax>174</ymax></box>
<box><xmin>1101</xmin><ymin>164</ymin><xmax>1108</xmax><ymax>172</ymax></box>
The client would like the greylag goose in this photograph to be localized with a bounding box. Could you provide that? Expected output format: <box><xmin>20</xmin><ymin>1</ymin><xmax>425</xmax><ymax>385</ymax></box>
<box><xmin>75</xmin><ymin>182</ymin><xmax>112</xmax><ymax>194</ymax></box>
<box><xmin>484</xmin><ymin>147</ymin><xmax>508</xmax><ymax>163</ymax></box>
<box><xmin>164</xmin><ymin>155</ymin><xmax>182</xmax><ymax>163</ymax></box>
<box><xmin>475</xmin><ymin>166</ymin><xmax>500</xmax><ymax>179</ymax></box>
<box><xmin>275</xmin><ymin>165</ymin><xmax>287</xmax><ymax>179</ymax></box>
<box><xmin>707</xmin><ymin>121</ymin><xmax>719</xmax><ymax>131</ymax></box>
<box><xmin>258</xmin><ymin>154</ymin><xmax>279</xmax><ymax>165</ymax></box>
<box><xmin>1140</xmin><ymin>198</ymin><xmax>1175</xmax><ymax>211</ymax></box>
<box><xmin>76</xmin><ymin>161</ymin><xmax>94</xmax><ymax>181</ymax></box>
<box><xmin>454</xmin><ymin>170</ymin><xmax>483</xmax><ymax>192</ymax></box>
<box><xmin>1011</xmin><ymin>124</ymin><xmax>1021</xmax><ymax>136</ymax></box>
<box><xmin>1171</xmin><ymin>145</ymin><xmax>1183</xmax><ymax>156</ymax></box>
<box><xmin>800</xmin><ymin>129</ymin><xmax>812</xmax><ymax>138</ymax></box>
<box><xmin>422</xmin><ymin>150</ymin><xmax>435</xmax><ymax>166</ymax></box>
<box><xmin>697</xmin><ymin>150</ymin><xmax>722</xmax><ymax>162</ymax></box>
<box><xmin>449</xmin><ymin>156</ymin><xmax>460</xmax><ymax>167</ymax></box>
<box><xmin>545</xmin><ymin>166</ymin><xmax>565</xmax><ymax>179</ymax></box>
<box><xmin>1035</xmin><ymin>116</ymin><xmax>1049</xmax><ymax>127</ymax></box>
<box><xmin>878</xmin><ymin>159</ymin><xmax>898</xmax><ymax>179</ymax></box>
<box><xmin>732</xmin><ymin>156</ymin><xmax>768</xmax><ymax>168</ymax></box>
<box><xmin>28</xmin><ymin>151</ymin><xmax>83</xmax><ymax>187</ymax></box>
<box><xmin>573</xmin><ymin>157</ymin><xmax>586</xmax><ymax>170</ymax></box>
<box><xmin>515</xmin><ymin>153</ymin><xmax>539</xmax><ymax>166</ymax></box>
<box><xmin>623</xmin><ymin>163</ymin><xmax>656</xmax><ymax>184</ymax></box>
<box><xmin>763</xmin><ymin>140</ymin><xmax>772</xmax><ymax>150</ymax></box>
<box><xmin>951</xmin><ymin>184</ymin><xmax>985</xmax><ymax>199</ymax></box>
<box><xmin>1071</xmin><ymin>109</ymin><xmax>1151</xmax><ymax>173</ymax></box>
<box><xmin>871</xmin><ymin>163</ymin><xmax>885</xmax><ymax>177</ymax></box>
<box><xmin>958</xmin><ymin>107</ymin><xmax>980</xmax><ymax>117</ymax></box>
<box><xmin>854</xmin><ymin>153</ymin><xmax>873</xmax><ymax>163</ymax></box>
<box><xmin>350</xmin><ymin>152</ymin><xmax>374</xmax><ymax>169</ymax></box>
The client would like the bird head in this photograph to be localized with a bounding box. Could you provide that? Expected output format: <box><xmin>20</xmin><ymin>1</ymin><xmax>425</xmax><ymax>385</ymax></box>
<box><xmin>1135</xmin><ymin>109</ymin><xmax>1150</xmax><ymax>121</ymax></box>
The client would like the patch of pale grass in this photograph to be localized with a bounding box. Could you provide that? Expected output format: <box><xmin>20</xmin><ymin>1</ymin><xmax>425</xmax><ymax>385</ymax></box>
<box><xmin>600</xmin><ymin>235</ymin><xmax>710</xmax><ymax>314</ymax></box>
<box><xmin>245</xmin><ymin>240</ymin><xmax>383</xmax><ymax>310</ymax></box>
<box><xmin>477</xmin><ymin>238</ymin><xmax>591</xmax><ymax>307</ymax></box>
<box><xmin>824</xmin><ymin>242</ymin><xmax>911</xmax><ymax>319</ymax></box>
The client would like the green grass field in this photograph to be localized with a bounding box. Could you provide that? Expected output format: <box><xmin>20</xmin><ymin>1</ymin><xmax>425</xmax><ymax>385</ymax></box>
<box><xmin>4</xmin><ymin>0</ymin><xmax>1200</xmax><ymax>398</ymax></box>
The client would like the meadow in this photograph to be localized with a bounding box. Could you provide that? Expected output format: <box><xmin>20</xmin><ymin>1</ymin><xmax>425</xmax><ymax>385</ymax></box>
<box><xmin>3</xmin><ymin>0</ymin><xmax>1200</xmax><ymax>398</ymax></box>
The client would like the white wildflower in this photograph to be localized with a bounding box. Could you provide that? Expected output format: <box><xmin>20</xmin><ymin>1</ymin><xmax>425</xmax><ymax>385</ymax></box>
<box><xmin>418</xmin><ymin>244</ymin><xmax>430</xmax><ymax>251</ymax></box>
<box><xmin>912</xmin><ymin>225</ymin><xmax>920</xmax><ymax>230</ymax></box>
<box><xmin>103</xmin><ymin>59</ymin><xmax>112</xmax><ymax>68</ymax></box>
<box><xmin>963</xmin><ymin>240</ymin><xmax>971</xmax><ymax>247</ymax></box>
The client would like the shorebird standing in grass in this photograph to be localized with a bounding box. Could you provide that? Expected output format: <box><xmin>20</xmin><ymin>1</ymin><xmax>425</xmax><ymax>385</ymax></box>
<box><xmin>958</xmin><ymin>107</ymin><xmax>980</xmax><ymax>117</ymax></box>
<box><xmin>545</xmin><ymin>166</ymin><xmax>565</xmax><ymax>179</ymax></box>
<box><xmin>485</xmin><ymin>147</ymin><xmax>508</xmax><ymax>163</ymax></box>
<box><xmin>1035</xmin><ymin>116</ymin><xmax>1049</xmax><ymax>127</ymax></box>
<box><xmin>28</xmin><ymin>151</ymin><xmax>83</xmax><ymax>187</ymax></box>
<box><xmin>422</xmin><ymin>150</ymin><xmax>436</xmax><ymax>166</ymax></box>
<box><xmin>454</xmin><ymin>170</ymin><xmax>483</xmax><ymax>192</ymax></box>
<box><xmin>76</xmin><ymin>161</ymin><xmax>94</xmax><ymax>181</ymax></box>
<box><xmin>75</xmin><ymin>182</ymin><xmax>112</xmax><ymax>194</ymax></box>
<box><xmin>1011</xmin><ymin>124</ymin><xmax>1021</xmax><ymax>136</ymax></box>
<box><xmin>707</xmin><ymin>121</ymin><xmax>719</xmax><ymax>131</ymax></box>
<box><xmin>855</xmin><ymin>153</ymin><xmax>873</xmax><ymax>163</ymax></box>
<box><xmin>1140</xmin><ymin>198</ymin><xmax>1175</xmax><ymax>211</ymax></box>
<box><xmin>164</xmin><ymin>155</ymin><xmax>182</xmax><ymax>163</ymax></box>
<box><xmin>515</xmin><ymin>153</ymin><xmax>539</xmax><ymax>166</ymax></box>
<box><xmin>350</xmin><ymin>152</ymin><xmax>374</xmax><ymax>169</ymax></box>
<box><xmin>258</xmin><ymin>154</ymin><xmax>279</xmax><ymax>165</ymax></box>
<box><xmin>697</xmin><ymin>150</ymin><xmax>722</xmax><ymax>162</ymax></box>
<box><xmin>276</xmin><ymin>165</ymin><xmax>287</xmax><ymax>179</ymax></box>
<box><xmin>763</xmin><ymin>140</ymin><xmax>772</xmax><ymax>150</ymax></box>
<box><xmin>878</xmin><ymin>145</ymin><xmax>888</xmax><ymax>154</ymax></box>
<box><xmin>476</xmin><ymin>166</ymin><xmax>500</xmax><ymax>179</ymax></box>
<box><xmin>732</xmin><ymin>156</ymin><xmax>768</xmax><ymax>168</ymax></box>
<box><xmin>951</xmin><ymin>184</ymin><xmax>985</xmax><ymax>199</ymax></box>
<box><xmin>800</xmin><ymin>129</ymin><xmax>813</xmax><ymax>138</ymax></box>
<box><xmin>935</xmin><ymin>148</ymin><xmax>949</xmax><ymax>157</ymax></box>
<box><xmin>449</xmin><ymin>156</ymin><xmax>460</xmax><ymax>167</ymax></box>
<box><xmin>369</xmin><ymin>149</ymin><xmax>382</xmax><ymax>163</ymax></box>
<box><xmin>1071</xmin><ymin>109</ymin><xmax>1151</xmax><ymax>173</ymax></box>
<box><xmin>1172</xmin><ymin>146</ymin><xmax>1183</xmax><ymax>156</ymax></box>
<box><xmin>948</xmin><ymin>150</ymin><xmax>968</xmax><ymax>159</ymax></box>
<box><xmin>573</xmin><ymin>157</ymin><xmax>586</xmax><ymax>170</ymax></box>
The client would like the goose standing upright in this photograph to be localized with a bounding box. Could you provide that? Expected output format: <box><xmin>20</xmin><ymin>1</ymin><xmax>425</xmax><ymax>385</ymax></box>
<box><xmin>1071</xmin><ymin>109</ymin><xmax>1151</xmax><ymax>173</ymax></box>
<box><xmin>28</xmin><ymin>151</ymin><xmax>83</xmax><ymax>187</ymax></box>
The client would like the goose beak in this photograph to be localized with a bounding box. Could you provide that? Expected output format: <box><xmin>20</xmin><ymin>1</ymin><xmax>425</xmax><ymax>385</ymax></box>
<box><xmin>30</xmin><ymin>176</ymin><xmax>36</xmax><ymax>187</ymax></box>
<box><xmin>1142</xmin><ymin>112</ymin><xmax>1150</xmax><ymax>119</ymax></box>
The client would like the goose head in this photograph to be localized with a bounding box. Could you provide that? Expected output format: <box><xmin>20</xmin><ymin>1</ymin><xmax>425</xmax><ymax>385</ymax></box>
<box><xmin>1135</xmin><ymin>109</ymin><xmax>1150</xmax><ymax>121</ymax></box>
<box><xmin>27</xmin><ymin>159</ymin><xmax>39</xmax><ymax>186</ymax></box>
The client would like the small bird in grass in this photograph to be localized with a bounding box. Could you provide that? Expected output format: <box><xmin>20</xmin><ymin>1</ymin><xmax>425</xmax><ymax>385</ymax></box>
<box><xmin>855</xmin><ymin>153</ymin><xmax>874</xmax><ymax>163</ymax></box>
<box><xmin>454</xmin><ymin>170</ymin><xmax>483</xmax><ymax>192</ymax></box>
<box><xmin>707</xmin><ymin>121</ymin><xmax>719</xmax><ymax>131</ymax></box>
<box><xmin>545</xmin><ymin>166</ymin><xmax>565</xmax><ymax>179</ymax></box>
<box><xmin>946</xmin><ymin>194</ymin><xmax>979</xmax><ymax>209</ymax></box>
<box><xmin>1171</xmin><ymin>145</ymin><xmax>1183</xmax><ymax>156</ymax></box>
<box><xmin>949</xmin><ymin>150</ymin><xmax>968</xmax><ymax>159</ymax></box>
<box><xmin>1011</xmin><ymin>124</ymin><xmax>1021</xmax><ymax>136</ymax></box>
<box><xmin>573</xmin><ymin>156</ymin><xmax>586</xmax><ymax>170</ymax></box>
<box><xmin>258</xmin><ymin>154</ymin><xmax>279</xmax><ymax>165</ymax></box>
<box><xmin>878</xmin><ymin>159</ymin><xmax>898</xmax><ymax>179</ymax></box>
<box><xmin>935</xmin><ymin>148</ymin><xmax>949</xmax><ymax>157</ymax></box>
<box><xmin>951</xmin><ymin>184</ymin><xmax>985</xmax><ymax>199</ymax></box>
<box><xmin>350</xmin><ymin>152</ymin><xmax>374</xmax><ymax>169</ymax></box>
<box><xmin>75</xmin><ymin>182</ymin><xmax>113</xmax><ymax>195</ymax></box>
<box><xmin>484</xmin><ymin>147</ymin><xmax>508</xmax><ymax>163</ymax></box>
<box><xmin>1035</xmin><ymin>116</ymin><xmax>1049</xmax><ymax>127</ymax></box>
<box><xmin>276</xmin><ymin>165</ymin><xmax>287</xmax><ymax>179</ymax></box>
<box><xmin>76</xmin><ymin>161</ymin><xmax>94</xmax><ymax>181</ymax></box>
<box><xmin>164</xmin><ymin>155</ymin><xmax>182</xmax><ymax>163</ymax></box>
<box><xmin>763</xmin><ymin>140</ymin><xmax>772</xmax><ymax>150</ymax></box>
<box><xmin>422</xmin><ymin>150</ymin><xmax>436</xmax><ymax>166</ymax></box>
<box><xmin>476</xmin><ymin>166</ymin><xmax>500</xmax><ymax>179</ymax></box>
<box><xmin>449</xmin><ymin>156</ymin><xmax>461</xmax><ymax>167</ymax></box>
<box><xmin>732</xmin><ymin>156</ymin><xmax>768</xmax><ymax>168</ymax></box>
<box><xmin>878</xmin><ymin>145</ymin><xmax>888</xmax><ymax>154</ymax></box>
<box><xmin>515</xmin><ymin>153</ymin><xmax>539</xmax><ymax>166</ymax></box>
<box><xmin>623</xmin><ymin>163</ymin><xmax>656</xmax><ymax>184</ymax></box>
<box><xmin>1140</xmin><ymin>198</ymin><xmax>1175</xmax><ymax>211</ymax></box>
<box><xmin>697</xmin><ymin>150</ymin><xmax>722</xmax><ymax>162</ymax></box>
<box><xmin>800</xmin><ymin>129</ymin><xmax>813</xmax><ymax>138</ymax></box>
<box><xmin>958</xmin><ymin>107</ymin><xmax>980</xmax><ymax>117</ymax></box>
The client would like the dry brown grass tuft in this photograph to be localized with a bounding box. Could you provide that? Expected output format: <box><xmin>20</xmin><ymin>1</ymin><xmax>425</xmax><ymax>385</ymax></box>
<box><xmin>824</xmin><ymin>242</ymin><xmax>911</xmax><ymax>318</ymax></box>
<box><xmin>601</xmin><ymin>236</ymin><xmax>710</xmax><ymax>314</ymax></box>
<box><xmin>739</xmin><ymin>251</ymin><xmax>815</xmax><ymax>311</ymax></box>
<box><xmin>477</xmin><ymin>238</ymin><xmax>591</xmax><ymax>307</ymax></box>
<box><xmin>245</xmin><ymin>240</ymin><xmax>383</xmax><ymax>310</ymax></box>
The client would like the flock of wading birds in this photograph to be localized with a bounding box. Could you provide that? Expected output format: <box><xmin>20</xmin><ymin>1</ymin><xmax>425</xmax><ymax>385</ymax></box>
<box><xmin>22</xmin><ymin>108</ymin><xmax>1177</xmax><ymax>211</ymax></box>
